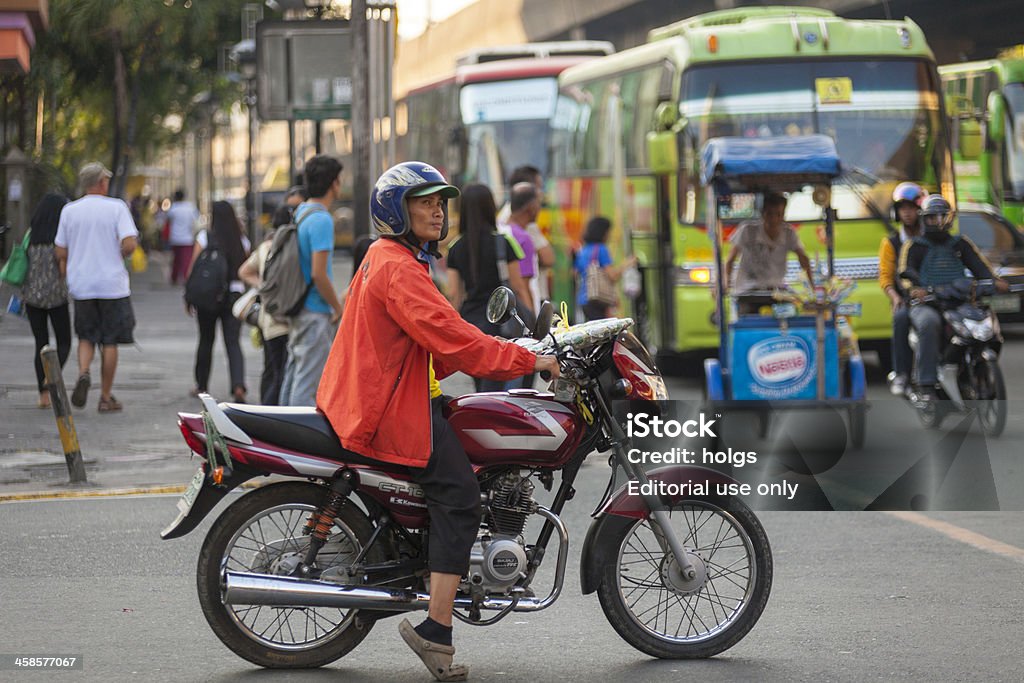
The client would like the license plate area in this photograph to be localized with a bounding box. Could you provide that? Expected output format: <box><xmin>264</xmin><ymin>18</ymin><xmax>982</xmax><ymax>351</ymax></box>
<box><xmin>176</xmin><ymin>468</ymin><xmax>206</xmax><ymax>515</ymax></box>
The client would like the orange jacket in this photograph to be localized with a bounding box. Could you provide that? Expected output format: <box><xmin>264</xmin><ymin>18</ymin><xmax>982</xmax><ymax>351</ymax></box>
<box><xmin>317</xmin><ymin>238</ymin><xmax>537</xmax><ymax>468</ymax></box>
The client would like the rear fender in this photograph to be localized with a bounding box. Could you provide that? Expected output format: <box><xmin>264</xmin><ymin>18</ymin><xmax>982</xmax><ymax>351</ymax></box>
<box><xmin>160</xmin><ymin>463</ymin><xmax>261</xmax><ymax>540</ymax></box>
<box><xmin>579</xmin><ymin>465</ymin><xmax>739</xmax><ymax>595</ymax></box>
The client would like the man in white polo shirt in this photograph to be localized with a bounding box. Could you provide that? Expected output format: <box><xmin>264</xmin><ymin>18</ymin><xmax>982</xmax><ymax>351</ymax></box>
<box><xmin>55</xmin><ymin>162</ymin><xmax>139</xmax><ymax>413</ymax></box>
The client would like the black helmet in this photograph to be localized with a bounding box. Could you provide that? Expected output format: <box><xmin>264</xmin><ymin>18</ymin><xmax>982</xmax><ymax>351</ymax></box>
<box><xmin>919</xmin><ymin>194</ymin><xmax>953</xmax><ymax>234</ymax></box>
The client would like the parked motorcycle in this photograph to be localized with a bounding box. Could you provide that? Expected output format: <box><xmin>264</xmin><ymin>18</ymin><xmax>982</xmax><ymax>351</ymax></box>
<box><xmin>904</xmin><ymin>274</ymin><xmax>1018</xmax><ymax>435</ymax></box>
<box><xmin>161</xmin><ymin>287</ymin><xmax>772</xmax><ymax>668</ymax></box>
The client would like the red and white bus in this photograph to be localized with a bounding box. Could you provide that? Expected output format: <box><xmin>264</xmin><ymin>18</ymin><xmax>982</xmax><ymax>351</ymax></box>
<box><xmin>395</xmin><ymin>41</ymin><xmax>614</xmax><ymax>206</ymax></box>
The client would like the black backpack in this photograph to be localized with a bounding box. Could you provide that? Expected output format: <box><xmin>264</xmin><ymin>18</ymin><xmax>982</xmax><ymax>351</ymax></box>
<box><xmin>184</xmin><ymin>238</ymin><xmax>229</xmax><ymax>312</ymax></box>
<box><xmin>259</xmin><ymin>208</ymin><xmax>319</xmax><ymax>322</ymax></box>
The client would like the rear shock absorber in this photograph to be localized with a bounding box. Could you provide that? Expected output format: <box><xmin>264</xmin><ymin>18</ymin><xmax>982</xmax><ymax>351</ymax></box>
<box><xmin>300</xmin><ymin>470</ymin><xmax>356</xmax><ymax>574</ymax></box>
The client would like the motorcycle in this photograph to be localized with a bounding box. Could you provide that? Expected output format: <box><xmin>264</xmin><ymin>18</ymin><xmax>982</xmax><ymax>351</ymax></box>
<box><xmin>161</xmin><ymin>287</ymin><xmax>772</xmax><ymax>669</ymax></box>
<box><xmin>903</xmin><ymin>274</ymin><xmax>1016</xmax><ymax>435</ymax></box>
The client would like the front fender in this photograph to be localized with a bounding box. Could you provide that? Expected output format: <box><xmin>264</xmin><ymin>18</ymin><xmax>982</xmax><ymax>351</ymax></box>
<box><xmin>160</xmin><ymin>464</ymin><xmax>261</xmax><ymax>540</ymax></box>
<box><xmin>579</xmin><ymin>465</ymin><xmax>740</xmax><ymax>595</ymax></box>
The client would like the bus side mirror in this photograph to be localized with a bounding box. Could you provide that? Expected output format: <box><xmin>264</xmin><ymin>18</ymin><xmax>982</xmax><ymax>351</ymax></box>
<box><xmin>647</xmin><ymin>103</ymin><xmax>683</xmax><ymax>175</ymax></box>
<box><xmin>987</xmin><ymin>91</ymin><xmax>1006</xmax><ymax>148</ymax></box>
<box><xmin>646</xmin><ymin>130</ymin><xmax>678</xmax><ymax>175</ymax></box>
<box><xmin>958</xmin><ymin>118</ymin><xmax>982</xmax><ymax>160</ymax></box>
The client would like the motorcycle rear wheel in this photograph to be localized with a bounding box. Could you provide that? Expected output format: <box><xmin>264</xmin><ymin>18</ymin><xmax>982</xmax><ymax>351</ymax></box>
<box><xmin>197</xmin><ymin>482</ymin><xmax>382</xmax><ymax>668</ymax></box>
<box><xmin>596</xmin><ymin>496</ymin><xmax>772</xmax><ymax>659</ymax></box>
<box><xmin>975</xmin><ymin>360</ymin><xmax>1007</xmax><ymax>437</ymax></box>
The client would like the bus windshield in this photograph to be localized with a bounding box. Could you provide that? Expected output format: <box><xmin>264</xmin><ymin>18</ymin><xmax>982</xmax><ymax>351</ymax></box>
<box><xmin>1003</xmin><ymin>83</ymin><xmax>1024</xmax><ymax>200</ymax></box>
<box><xmin>460</xmin><ymin>77</ymin><xmax>558</xmax><ymax>199</ymax></box>
<box><xmin>679</xmin><ymin>59</ymin><xmax>950</xmax><ymax>221</ymax></box>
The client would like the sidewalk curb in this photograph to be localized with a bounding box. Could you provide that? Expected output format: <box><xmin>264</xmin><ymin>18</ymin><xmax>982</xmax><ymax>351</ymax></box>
<box><xmin>0</xmin><ymin>480</ymin><xmax>265</xmax><ymax>503</ymax></box>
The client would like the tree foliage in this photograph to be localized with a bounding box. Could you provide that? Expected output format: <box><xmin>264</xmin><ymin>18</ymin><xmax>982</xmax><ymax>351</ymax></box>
<box><xmin>31</xmin><ymin>0</ymin><xmax>265</xmax><ymax>196</ymax></box>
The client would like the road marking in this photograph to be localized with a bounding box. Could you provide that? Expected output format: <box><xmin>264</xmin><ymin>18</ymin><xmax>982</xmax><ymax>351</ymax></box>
<box><xmin>0</xmin><ymin>480</ymin><xmax>265</xmax><ymax>504</ymax></box>
<box><xmin>0</xmin><ymin>485</ymin><xmax>188</xmax><ymax>503</ymax></box>
<box><xmin>886</xmin><ymin>511</ymin><xmax>1024</xmax><ymax>565</ymax></box>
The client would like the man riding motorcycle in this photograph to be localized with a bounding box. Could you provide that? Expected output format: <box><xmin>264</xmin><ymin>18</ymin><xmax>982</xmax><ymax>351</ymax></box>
<box><xmin>899</xmin><ymin>194</ymin><xmax>1007</xmax><ymax>402</ymax></box>
<box><xmin>316</xmin><ymin>161</ymin><xmax>558</xmax><ymax>681</ymax></box>
<box><xmin>879</xmin><ymin>182</ymin><xmax>925</xmax><ymax>396</ymax></box>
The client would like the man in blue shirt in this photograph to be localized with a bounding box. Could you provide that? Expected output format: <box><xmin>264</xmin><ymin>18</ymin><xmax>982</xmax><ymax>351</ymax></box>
<box><xmin>279</xmin><ymin>155</ymin><xmax>345</xmax><ymax>406</ymax></box>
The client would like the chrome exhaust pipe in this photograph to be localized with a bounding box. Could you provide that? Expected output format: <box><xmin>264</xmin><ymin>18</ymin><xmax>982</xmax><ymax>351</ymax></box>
<box><xmin>224</xmin><ymin>572</ymin><xmax>432</xmax><ymax>611</ymax></box>
<box><xmin>223</xmin><ymin>505</ymin><xmax>570</xmax><ymax>613</ymax></box>
<box><xmin>223</xmin><ymin>571</ymin><xmax>553</xmax><ymax>612</ymax></box>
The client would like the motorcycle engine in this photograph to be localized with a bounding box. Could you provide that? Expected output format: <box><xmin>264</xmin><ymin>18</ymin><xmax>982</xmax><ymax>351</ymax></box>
<box><xmin>465</xmin><ymin>471</ymin><xmax>536</xmax><ymax>593</ymax></box>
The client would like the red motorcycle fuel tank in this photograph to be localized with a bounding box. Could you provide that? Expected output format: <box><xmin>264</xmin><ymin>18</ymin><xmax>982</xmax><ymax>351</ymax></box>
<box><xmin>447</xmin><ymin>389</ymin><xmax>584</xmax><ymax>468</ymax></box>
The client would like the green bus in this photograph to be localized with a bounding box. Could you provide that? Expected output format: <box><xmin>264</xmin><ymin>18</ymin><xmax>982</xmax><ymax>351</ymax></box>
<box><xmin>549</xmin><ymin>6</ymin><xmax>953</xmax><ymax>364</ymax></box>
<box><xmin>940</xmin><ymin>53</ymin><xmax>1024</xmax><ymax>226</ymax></box>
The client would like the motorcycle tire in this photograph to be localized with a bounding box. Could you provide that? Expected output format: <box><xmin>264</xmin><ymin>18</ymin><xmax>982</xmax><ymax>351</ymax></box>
<box><xmin>917</xmin><ymin>398</ymin><xmax>945</xmax><ymax>430</ymax></box>
<box><xmin>595</xmin><ymin>495</ymin><xmax>772</xmax><ymax>659</ymax></box>
<box><xmin>976</xmin><ymin>360</ymin><xmax>1007</xmax><ymax>437</ymax></box>
<box><xmin>197</xmin><ymin>482</ymin><xmax>383</xmax><ymax>668</ymax></box>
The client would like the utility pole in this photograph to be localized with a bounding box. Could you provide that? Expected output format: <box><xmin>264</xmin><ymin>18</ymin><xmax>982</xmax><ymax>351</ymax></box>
<box><xmin>352</xmin><ymin>0</ymin><xmax>370</xmax><ymax>239</ymax></box>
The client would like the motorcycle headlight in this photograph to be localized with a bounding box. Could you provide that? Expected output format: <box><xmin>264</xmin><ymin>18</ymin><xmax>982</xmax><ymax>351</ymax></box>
<box><xmin>963</xmin><ymin>317</ymin><xmax>994</xmax><ymax>341</ymax></box>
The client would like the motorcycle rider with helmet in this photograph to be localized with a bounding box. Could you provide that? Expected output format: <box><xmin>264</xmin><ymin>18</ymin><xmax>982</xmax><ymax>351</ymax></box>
<box><xmin>879</xmin><ymin>182</ymin><xmax>925</xmax><ymax>396</ymax></box>
<box><xmin>899</xmin><ymin>194</ymin><xmax>1007</xmax><ymax>402</ymax></box>
<box><xmin>316</xmin><ymin>162</ymin><xmax>559</xmax><ymax>681</ymax></box>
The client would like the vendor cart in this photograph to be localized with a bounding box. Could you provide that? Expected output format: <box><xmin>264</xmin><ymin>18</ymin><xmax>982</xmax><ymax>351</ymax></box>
<box><xmin>700</xmin><ymin>135</ymin><xmax>867</xmax><ymax>448</ymax></box>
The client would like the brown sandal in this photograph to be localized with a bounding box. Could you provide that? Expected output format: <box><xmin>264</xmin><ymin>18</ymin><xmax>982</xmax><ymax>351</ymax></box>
<box><xmin>98</xmin><ymin>395</ymin><xmax>123</xmax><ymax>413</ymax></box>
<box><xmin>399</xmin><ymin>619</ymin><xmax>469</xmax><ymax>682</ymax></box>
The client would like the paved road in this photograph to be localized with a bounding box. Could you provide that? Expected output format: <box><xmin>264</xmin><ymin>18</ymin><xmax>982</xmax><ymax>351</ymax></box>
<box><xmin>2</xmin><ymin>489</ymin><xmax>1023</xmax><ymax>681</ymax></box>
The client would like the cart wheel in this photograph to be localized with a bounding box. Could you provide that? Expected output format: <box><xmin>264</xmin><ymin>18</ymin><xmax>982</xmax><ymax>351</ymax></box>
<box><xmin>848</xmin><ymin>405</ymin><xmax>866</xmax><ymax>449</ymax></box>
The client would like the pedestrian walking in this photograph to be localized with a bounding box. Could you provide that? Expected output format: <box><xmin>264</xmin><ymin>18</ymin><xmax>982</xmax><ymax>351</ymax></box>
<box><xmin>55</xmin><ymin>161</ymin><xmax>139</xmax><ymax>413</ymax></box>
<box><xmin>574</xmin><ymin>216</ymin><xmax>636</xmax><ymax>321</ymax></box>
<box><xmin>499</xmin><ymin>165</ymin><xmax>555</xmax><ymax>305</ymax></box>
<box><xmin>187</xmin><ymin>200</ymin><xmax>251</xmax><ymax>402</ymax></box>
<box><xmin>21</xmin><ymin>192</ymin><xmax>71</xmax><ymax>408</ymax></box>
<box><xmin>238</xmin><ymin>208</ymin><xmax>291</xmax><ymax>405</ymax></box>
<box><xmin>166</xmin><ymin>188</ymin><xmax>200</xmax><ymax>285</ymax></box>
<box><xmin>446</xmin><ymin>183</ymin><xmax>532</xmax><ymax>392</ymax></box>
<box><xmin>278</xmin><ymin>155</ymin><xmax>345</xmax><ymax>407</ymax></box>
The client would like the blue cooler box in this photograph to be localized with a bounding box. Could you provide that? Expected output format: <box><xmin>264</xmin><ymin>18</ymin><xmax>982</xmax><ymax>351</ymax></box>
<box><xmin>728</xmin><ymin>316</ymin><xmax>839</xmax><ymax>400</ymax></box>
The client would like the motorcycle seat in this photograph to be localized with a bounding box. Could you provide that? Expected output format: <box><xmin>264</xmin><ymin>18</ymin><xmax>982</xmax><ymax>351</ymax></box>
<box><xmin>221</xmin><ymin>403</ymin><xmax>407</xmax><ymax>472</ymax></box>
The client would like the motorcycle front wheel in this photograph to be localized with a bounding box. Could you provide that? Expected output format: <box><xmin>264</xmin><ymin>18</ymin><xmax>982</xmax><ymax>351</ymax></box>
<box><xmin>196</xmin><ymin>482</ymin><xmax>383</xmax><ymax>668</ymax></box>
<box><xmin>596</xmin><ymin>496</ymin><xmax>772</xmax><ymax>659</ymax></box>
<box><xmin>975</xmin><ymin>360</ymin><xmax>1007</xmax><ymax>437</ymax></box>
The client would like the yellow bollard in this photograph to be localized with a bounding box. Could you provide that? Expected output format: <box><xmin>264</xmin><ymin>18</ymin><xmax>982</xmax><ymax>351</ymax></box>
<box><xmin>40</xmin><ymin>345</ymin><xmax>87</xmax><ymax>484</ymax></box>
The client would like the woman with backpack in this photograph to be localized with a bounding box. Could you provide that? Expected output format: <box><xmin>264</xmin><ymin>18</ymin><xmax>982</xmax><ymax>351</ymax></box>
<box><xmin>21</xmin><ymin>193</ymin><xmax>71</xmax><ymax>408</ymax></box>
<box><xmin>185</xmin><ymin>201</ymin><xmax>251</xmax><ymax>402</ymax></box>
<box><xmin>573</xmin><ymin>216</ymin><xmax>636</xmax><ymax>321</ymax></box>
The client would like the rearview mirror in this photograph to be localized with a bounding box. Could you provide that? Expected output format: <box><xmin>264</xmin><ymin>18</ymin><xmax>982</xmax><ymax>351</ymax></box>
<box><xmin>486</xmin><ymin>286</ymin><xmax>515</xmax><ymax>324</ymax></box>
<box><xmin>533</xmin><ymin>300</ymin><xmax>554</xmax><ymax>340</ymax></box>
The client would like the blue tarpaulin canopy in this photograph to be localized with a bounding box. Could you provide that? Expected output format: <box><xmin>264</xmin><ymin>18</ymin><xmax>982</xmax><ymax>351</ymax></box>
<box><xmin>700</xmin><ymin>134</ymin><xmax>841</xmax><ymax>191</ymax></box>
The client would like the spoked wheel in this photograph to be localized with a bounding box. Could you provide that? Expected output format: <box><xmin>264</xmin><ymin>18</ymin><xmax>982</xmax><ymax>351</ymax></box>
<box><xmin>975</xmin><ymin>360</ymin><xmax>1007</xmax><ymax>437</ymax></box>
<box><xmin>197</xmin><ymin>482</ymin><xmax>383</xmax><ymax>668</ymax></box>
<box><xmin>596</xmin><ymin>496</ymin><xmax>772</xmax><ymax>659</ymax></box>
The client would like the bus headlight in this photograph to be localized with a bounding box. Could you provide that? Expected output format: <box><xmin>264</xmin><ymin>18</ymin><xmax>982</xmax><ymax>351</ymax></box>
<box><xmin>677</xmin><ymin>265</ymin><xmax>714</xmax><ymax>286</ymax></box>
